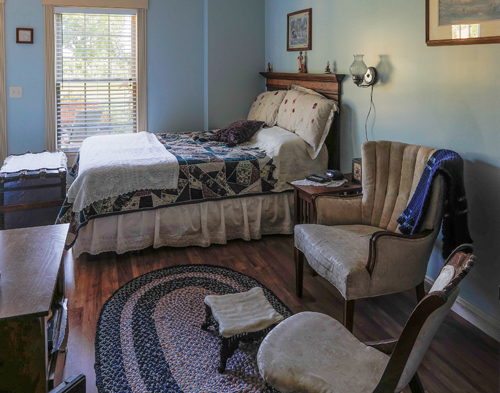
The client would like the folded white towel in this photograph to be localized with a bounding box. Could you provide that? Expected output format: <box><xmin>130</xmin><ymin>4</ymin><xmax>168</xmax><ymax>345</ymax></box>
<box><xmin>1</xmin><ymin>151</ymin><xmax>67</xmax><ymax>173</ymax></box>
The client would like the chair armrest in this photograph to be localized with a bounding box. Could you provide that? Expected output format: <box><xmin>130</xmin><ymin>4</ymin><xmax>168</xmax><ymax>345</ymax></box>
<box><xmin>311</xmin><ymin>194</ymin><xmax>363</xmax><ymax>226</ymax></box>
<box><xmin>364</xmin><ymin>339</ymin><xmax>398</xmax><ymax>355</ymax></box>
<box><xmin>366</xmin><ymin>229</ymin><xmax>437</xmax><ymax>297</ymax></box>
<box><xmin>367</xmin><ymin>229</ymin><xmax>434</xmax><ymax>274</ymax></box>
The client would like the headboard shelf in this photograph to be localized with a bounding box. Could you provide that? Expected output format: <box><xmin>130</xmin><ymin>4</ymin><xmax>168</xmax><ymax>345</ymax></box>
<box><xmin>259</xmin><ymin>72</ymin><xmax>345</xmax><ymax>101</ymax></box>
<box><xmin>259</xmin><ymin>72</ymin><xmax>345</xmax><ymax>170</ymax></box>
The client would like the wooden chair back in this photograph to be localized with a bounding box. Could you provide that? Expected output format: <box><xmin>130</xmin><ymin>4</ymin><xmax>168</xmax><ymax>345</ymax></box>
<box><xmin>373</xmin><ymin>244</ymin><xmax>475</xmax><ymax>392</ymax></box>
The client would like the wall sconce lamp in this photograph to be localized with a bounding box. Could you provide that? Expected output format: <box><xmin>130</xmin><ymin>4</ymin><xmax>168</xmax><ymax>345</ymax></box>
<box><xmin>349</xmin><ymin>54</ymin><xmax>378</xmax><ymax>87</ymax></box>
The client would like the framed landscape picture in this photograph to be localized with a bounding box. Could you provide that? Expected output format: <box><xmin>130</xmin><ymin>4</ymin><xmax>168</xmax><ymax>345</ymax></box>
<box><xmin>426</xmin><ymin>0</ymin><xmax>500</xmax><ymax>46</ymax></box>
<box><xmin>287</xmin><ymin>8</ymin><xmax>312</xmax><ymax>51</ymax></box>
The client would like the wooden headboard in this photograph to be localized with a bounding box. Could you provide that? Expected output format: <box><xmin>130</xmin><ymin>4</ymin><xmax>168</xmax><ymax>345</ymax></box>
<box><xmin>260</xmin><ymin>72</ymin><xmax>345</xmax><ymax>170</ymax></box>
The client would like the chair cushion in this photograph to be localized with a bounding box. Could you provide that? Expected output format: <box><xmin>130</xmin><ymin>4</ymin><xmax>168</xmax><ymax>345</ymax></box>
<box><xmin>204</xmin><ymin>287</ymin><xmax>284</xmax><ymax>338</ymax></box>
<box><xmin>257</xmin><ymin>312</ymin><xmax>389</xmax><ymax>393</ymax></box>
<box><xmin>295</xmin><ymin>224</ymin><xmax>380</xmax><ymax>299</ymax></box>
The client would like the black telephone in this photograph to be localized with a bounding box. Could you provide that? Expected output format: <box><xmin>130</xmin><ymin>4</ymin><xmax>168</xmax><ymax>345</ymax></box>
<box><xmin>307</xmin><ymin>174</ymin><xmax>330</xmax><ymax>183</ymax></box>
<box><xmin>307</xmin><ymin>170</ymin><xmax>344</xmax><ymax>183</ymax></box>
<box><xmin>325</xmin><ymin>170</ymin><xmax>344</xmax><ymax>181</ymax></box>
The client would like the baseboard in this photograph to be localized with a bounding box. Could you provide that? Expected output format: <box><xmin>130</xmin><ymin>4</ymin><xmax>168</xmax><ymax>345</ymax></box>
<box><xmin>424</xmin><ymin>276</ymin><xmax>500</xmax><ymax>342</ymax></box>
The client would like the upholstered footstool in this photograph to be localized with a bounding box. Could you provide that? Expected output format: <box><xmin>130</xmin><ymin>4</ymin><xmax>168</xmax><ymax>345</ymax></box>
<box><xmin>202</xmin><ymin>287</ymin><xmax>284</xmax><ymax>373</ymax></box>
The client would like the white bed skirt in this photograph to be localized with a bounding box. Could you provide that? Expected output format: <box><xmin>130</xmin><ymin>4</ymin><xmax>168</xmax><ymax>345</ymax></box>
<box><xmin>72</xmin><ymin>192</ymin><xmax>294</xmax><ymax>258</ymax></box>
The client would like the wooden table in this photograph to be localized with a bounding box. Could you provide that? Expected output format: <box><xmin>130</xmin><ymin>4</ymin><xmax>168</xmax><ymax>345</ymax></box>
<box><xmin>0</xmin><ymin>224</ymin><xmax>70</xmax><ymax>393</ymax></box>
<box><xmin>288</xmin><ymin>173</ymin><xmax>362</xmax><ymax>225</ymax></box>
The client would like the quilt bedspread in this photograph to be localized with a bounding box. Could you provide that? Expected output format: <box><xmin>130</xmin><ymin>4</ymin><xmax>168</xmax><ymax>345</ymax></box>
<box><xmin>57</xmin><ymin>131</ymin><xmax>278</xmax><ymax>248</ymax></box>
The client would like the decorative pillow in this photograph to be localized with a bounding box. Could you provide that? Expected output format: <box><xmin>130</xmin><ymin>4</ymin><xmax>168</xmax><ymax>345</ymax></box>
<box><xmin>209</xmin><ymin>120</ymin><xmax>265</xmax><ymax>145</ymax></box>
<box><xmin>277</xmin><ymin>90</ymin><xmax>336</xmax><ymax>159</ymax></box>
<box><xmin>291</xmin><ymin>85</ymin><xmax>339</xmax><ymax>113</ymax></box>
<box><xmin>291</xmin><ymin>84</ymin><xmax>324</xmax><ymax>97</ymax></box>
<box><xmin>247</xmin><ymin>90</ymin><xmax>286</xmax><ymax>126</ymax></box>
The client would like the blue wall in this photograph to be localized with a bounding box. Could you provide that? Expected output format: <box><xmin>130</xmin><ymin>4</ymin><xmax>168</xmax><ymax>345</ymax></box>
<box><xmin>5</xmin><ymin>0</ymin><xmax>46</xmax><ymax>154</ymax></box>
<box><xmin>205</xmin><ymin>0</ymin><xmax>265</xmax><ymax>129</ymax></box>
<box><xmin>266</xmin><ymin>0</ymin><xmax>500</xmax><ymax>324</ymax></box>
<box><xmin>4</xmin><ymin>0</ymin><xmax>207</xmax><ymax>155</ymax></box>
<box><xmin>4</xmin><ymin>0</ymin><xmax>265</xmax><ymax>150</ymax></box>
<box><xmin>148</xmin><ymin>0</ymin><xmax>205</xmax><ymax>134</ymax></box>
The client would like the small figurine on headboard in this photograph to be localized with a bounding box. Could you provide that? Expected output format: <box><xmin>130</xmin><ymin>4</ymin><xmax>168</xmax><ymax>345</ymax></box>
<box><xmin>298</xmin><ymin>51</ymin><xmax>307</xmax><ymax>73</ymax></box>
<box><xmin>324</xmin><ymin>61</ymin><xmax>332</xmax><ymax>74</ymax></box>
<box><xmin>298</xmin><ymin>52</ymin><xmax>304</xmax><ymax>73</ymax></box>
<box><xmin>267</xmin><ymin>62</ymin><xmax>272</xmax><ymax>72</ymax></box>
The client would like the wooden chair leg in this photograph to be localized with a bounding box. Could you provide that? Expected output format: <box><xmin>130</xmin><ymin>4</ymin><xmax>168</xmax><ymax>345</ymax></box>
<box><xmin>295</xmin><ymin>248</ymin><xmax>304</xmax><ymax>298</ymax></box>
<box><xmin>343</xmin><ymin>299</ymin><xmax>355</xmax><ymax>332</ymax></box>
<box><xmin>415</xmin><ymin>281</ymin><xmax>426</xmax><ymax>302</ymax></box>
<box><xmin>408</xmin><ymin>372</ymin><xmax>425</xmax><ymax>393</ymax></box>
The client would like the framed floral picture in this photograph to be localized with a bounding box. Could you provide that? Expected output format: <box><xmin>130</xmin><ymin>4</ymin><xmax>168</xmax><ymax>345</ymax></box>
<box><xmin>287</xmin><ymin>9</ymin><xmax>312</xmax><ymax>51</ymax></box>
<box><xmin>427</xmin><ymin>0</ymin><xmax>500</xmax><ymax>46</ymax></box>
<box><xmin>16</xmin><ymin>28</ymin><xmax>34</xmax><ymax>44</ymax></box>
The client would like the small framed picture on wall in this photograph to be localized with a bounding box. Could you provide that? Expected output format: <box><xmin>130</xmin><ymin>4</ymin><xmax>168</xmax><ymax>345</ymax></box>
<box><xmin>287</xmin><ymin>8</ymin><xmax>312</xmax><ymax>51</ymax></box>
<box><xmin>16</xmin><ymin>28</ymin><xmax>34</xmax><ymax>44</ymax></box>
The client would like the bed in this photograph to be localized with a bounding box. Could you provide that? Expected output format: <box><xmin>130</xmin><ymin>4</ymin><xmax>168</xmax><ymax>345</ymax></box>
<box><xmin>57</xmin><ymin>73</ymin><xmax>345</xmax><ymax>258</ymax></box>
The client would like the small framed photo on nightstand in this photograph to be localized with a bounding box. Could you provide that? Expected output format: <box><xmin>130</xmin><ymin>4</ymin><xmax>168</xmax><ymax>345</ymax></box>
<box><xmin>352</xmin><ymin>158</ymin><xmax>362</xmax><ymax>184</ymax></box>
<box><xmin>16</xmin><ymin>28</ymin><xmax>34</xmax><ymax>44</ymax></box>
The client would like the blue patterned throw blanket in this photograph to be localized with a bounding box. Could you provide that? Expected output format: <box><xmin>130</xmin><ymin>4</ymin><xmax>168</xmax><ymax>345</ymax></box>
<box><xmin>397</xmin><ymin>149</ymin><xmax>472</xmax><ymax>258</ymax></box>
<box><xmin>57</xmin><ymin>131</ymin><xmax>278</xmax><ymax>249</ymax></box>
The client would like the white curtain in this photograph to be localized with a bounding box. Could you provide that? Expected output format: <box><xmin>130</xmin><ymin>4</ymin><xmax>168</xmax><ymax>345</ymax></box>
<box><xmin>44</xmin><ymin>5</ymin><xmax>56</xmax><ymax>152</ymax></box>
<box><xmin>0</xmin><ymin>1</ymin><xmax>7</xmax><ymax>163</ymax></box>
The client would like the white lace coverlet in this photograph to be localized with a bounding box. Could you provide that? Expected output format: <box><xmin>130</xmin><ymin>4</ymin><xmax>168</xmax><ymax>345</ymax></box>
<box><xmin>68</xmin><ymin>132</ymin><xmax>179</xmax><ymax>212</ymax></box>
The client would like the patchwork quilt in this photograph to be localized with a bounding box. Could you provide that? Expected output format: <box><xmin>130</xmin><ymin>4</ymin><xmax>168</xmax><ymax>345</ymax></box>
<box><xmin>57</xmin><ymin>131</ymin><xmax>278</xmax><ymax>249</ymax></box>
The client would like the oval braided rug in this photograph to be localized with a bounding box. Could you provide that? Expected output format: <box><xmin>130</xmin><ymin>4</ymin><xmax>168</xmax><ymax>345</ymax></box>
<box><xmin>95</xmin><ymin>264</ymin><xmax>292</xmax><ymax>392</ymax></box>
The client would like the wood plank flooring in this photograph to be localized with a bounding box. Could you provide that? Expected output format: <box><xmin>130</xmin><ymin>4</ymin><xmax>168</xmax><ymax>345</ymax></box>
<box><xmin>64</xmin><ymin>235</ymin><xmax>499</xmax><ymax>393</ymax></box>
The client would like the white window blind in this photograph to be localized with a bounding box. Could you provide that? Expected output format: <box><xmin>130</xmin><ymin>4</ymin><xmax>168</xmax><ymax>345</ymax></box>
<box><xmin>55</xmin><ymin>11</ymin><xmax>138</xmax><ymax>152</ymax></box>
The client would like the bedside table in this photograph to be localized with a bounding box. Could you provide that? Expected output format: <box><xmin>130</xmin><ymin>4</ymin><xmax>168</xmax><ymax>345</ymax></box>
<box><xmin>288</xmin><ymin>173</ymin><xmax>362</xmax><ymax>226</ymax></box>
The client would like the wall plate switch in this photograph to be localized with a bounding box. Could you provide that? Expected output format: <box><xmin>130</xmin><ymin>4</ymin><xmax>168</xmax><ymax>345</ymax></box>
<box><xmin>9</xmin><ymin>87</ymin><xmax>23</xmax><ymax>98</ymax></box>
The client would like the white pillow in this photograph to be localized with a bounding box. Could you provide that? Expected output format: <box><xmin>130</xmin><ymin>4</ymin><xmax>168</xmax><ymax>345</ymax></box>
<box><xmin>247</xmin><ymin>90</ymin><xmax>287</xmax><ymax>126</ymax></box>
<box><xmin>290</xmin><ymin>84</ymin><xmax>339</xmax><ymax>113</ymax></box>
<box><xmin>277</xmin><ymin>90</ymin><xmax>336</xmax><ymax>159</ymax></box>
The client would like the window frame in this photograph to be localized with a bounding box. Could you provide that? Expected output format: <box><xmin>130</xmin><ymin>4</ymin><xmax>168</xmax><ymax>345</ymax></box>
<box><xmin>44</xmin><ymin>2</ymin><xmax>147</xmax><ymax>157</ymax></box>
<box><xmin>55</xmin><ymin>10</ymin><xmax>139</xmax><ymax>152</ymax></box>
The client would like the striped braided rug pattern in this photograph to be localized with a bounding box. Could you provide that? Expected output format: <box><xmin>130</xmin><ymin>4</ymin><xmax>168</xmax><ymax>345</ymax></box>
<box><xmin>95</xmin><ymin>264</ymin><xmax>292</xmax><ymax>392</ymax></box>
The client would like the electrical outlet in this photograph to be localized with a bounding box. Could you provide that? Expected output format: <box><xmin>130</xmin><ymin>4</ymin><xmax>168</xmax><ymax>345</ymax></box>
<box><xmin>9</xmin><ymin>87</ymin><xmax>22</xmax><ymax>98</ymax></box>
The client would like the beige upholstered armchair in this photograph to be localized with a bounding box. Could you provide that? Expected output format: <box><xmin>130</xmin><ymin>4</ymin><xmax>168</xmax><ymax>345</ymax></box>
<box><xmin>258</xmin><ymin>245</ymin><xmax>475</xmax><ymax>393</ymax></box>
<box><xmin>295</xmin><ymin>141</ymin><xmax>445</xmax><ymax>331</ymax></box>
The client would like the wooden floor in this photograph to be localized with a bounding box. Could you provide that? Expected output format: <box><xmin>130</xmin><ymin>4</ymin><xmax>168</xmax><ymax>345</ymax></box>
<box><xmin>64</xmin><ymin>235</ymin><xmax>499</xmax><ymax>393</ymax></box>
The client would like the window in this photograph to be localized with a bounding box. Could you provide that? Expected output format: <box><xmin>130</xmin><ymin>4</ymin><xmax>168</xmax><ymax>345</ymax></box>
<box><xmin>55</xmin><ymin>10</ymin><xmax>138</xmax><ymax>152</ymax></box>
<box><xmin>452</xmin><ymin>24</ymin><xmax>480</xmax><ymax>39</ymax></box>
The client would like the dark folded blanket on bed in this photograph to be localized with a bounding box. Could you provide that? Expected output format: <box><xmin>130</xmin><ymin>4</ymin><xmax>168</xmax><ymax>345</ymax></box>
<box><xmin>397</xmin><ymin>149</ymin><xmax>473</xmax><ymax>259</ymax></box>
<box><xmin>57</xmin><ymin>131</ymin><xmax>278</xmax><ymax>249</ymax></box>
